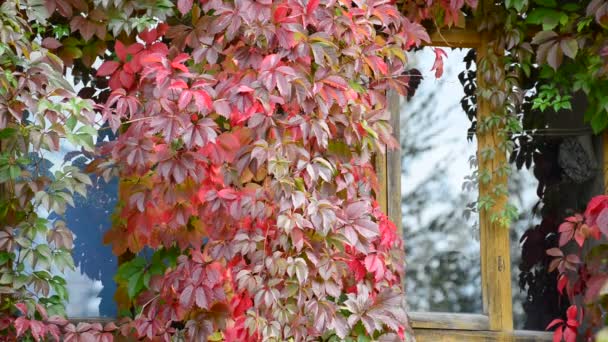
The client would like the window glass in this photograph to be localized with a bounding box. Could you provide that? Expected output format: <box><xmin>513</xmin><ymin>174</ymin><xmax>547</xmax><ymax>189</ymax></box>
<box><xmin>42</xmin><ymin>129</ymin><xmax>118</xmax><ymax>317</ymax></box>
<box><xmin>400</xmin><ymin>47</ymin><xmax>482</xmax><ymax>313</ymax></box>
<box><xmin>509</xmin><ymin>92</ymin><xmax>603</xmax><ymax>329</ymax></box>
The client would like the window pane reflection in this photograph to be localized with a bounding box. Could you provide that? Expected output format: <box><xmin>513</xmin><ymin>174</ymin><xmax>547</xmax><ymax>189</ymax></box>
<box><xmin>401</xmin><ymin>47</ymin><xmax>482</xmax><ymax>313</ymax></box>
<box><xmin>509</xmin><ymin>93</ymin><xmax>603</xmax><ymax>329</ymax></box>
<box><xmin>44</xmin><ymin>130</ymin><xmax>118</xmax><ymax>317</ymax></box>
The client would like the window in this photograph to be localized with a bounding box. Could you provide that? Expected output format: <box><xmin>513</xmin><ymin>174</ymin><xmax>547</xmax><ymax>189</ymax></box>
<box><xmin>376</xmin><ymin>29</ymin><xmax>555</xmax><ymax>341</ymax></box>
<box><xmin>399</xmin><ymin>47</ymin><xmax>481</xmax><ymax>314</ymax></box>
<box><xmin>509</xmin><ymin>92</ymin><xmax>604</xmax><ymax>330</ymax></box>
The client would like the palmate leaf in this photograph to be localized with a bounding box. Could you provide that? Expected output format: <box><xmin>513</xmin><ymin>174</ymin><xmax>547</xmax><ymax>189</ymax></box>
<box><xmin>0</xmin><ymin>0</ymin><xmax>453</xmax><ymax>337</ymax></box>
<box><xmin>344</xmin><ymin>285</ymin><xmax>407</xmax><ymax>336</ymax></box>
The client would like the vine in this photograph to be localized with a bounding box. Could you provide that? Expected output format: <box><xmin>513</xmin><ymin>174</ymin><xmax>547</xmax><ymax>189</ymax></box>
<box><xmin>0</xmin><ymin>0</ymin><xmax>478</xmax><ymax>341</ymax></box>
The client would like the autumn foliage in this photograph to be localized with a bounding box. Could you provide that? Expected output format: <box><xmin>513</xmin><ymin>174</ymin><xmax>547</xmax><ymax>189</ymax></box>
<box><xmin>0</xmin><ymin>0</ymin><xmax>479</xmax><ymax>340</ymax></box>
<box><xmin>546</xmin><ymin>195</ymin><xmax>608</xmax><ymax>342</ymax></box>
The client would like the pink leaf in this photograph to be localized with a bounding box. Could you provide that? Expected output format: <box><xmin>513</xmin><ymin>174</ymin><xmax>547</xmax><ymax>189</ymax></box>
<box><xmin>14</xmin><ymin>317</ymin><xmax>30</xmax><ymax>337</ymax></box>
<box><xmin>194</xmin><ymin>286</ymin><xmax>209</xmax><ymax>309</ymax></box>
<box><xmin>15</xmin><ymin>303</ymin><xmax>28</xmax><ymax>315</ymax></box>
<box><xmin>597</xmin><ymin>207</ymin><xmax>608</xmax><ymax>238</ymax></box>
<box><xmin>177</xmin><ymin>0</ymin><xmax>193</xmax><ymax>15</ymax></box>
<box><xmin>180</xmin><ymin>284</ymin><xmax>194</xmax><ymax>308</ymax></box>
<box><xmin>42</xmin><ymin>37</ymin><xmax>62</xmax><ymax>49</ymax></box>
<box><xmin>546</xmin><ymin>248</ymin><xmax>564</xmax><ymax>257</ymax></box>
<box><xmin>178</xmin><ymin>91</ymin><xmax>193</xmax><ymax>110</ymax></box>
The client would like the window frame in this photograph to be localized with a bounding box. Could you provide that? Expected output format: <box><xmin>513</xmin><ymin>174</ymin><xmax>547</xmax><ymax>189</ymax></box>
<box><xmin>375</xmin><ymin>27</ymin><xmax>555</xmax><ymax>341</ymax></box>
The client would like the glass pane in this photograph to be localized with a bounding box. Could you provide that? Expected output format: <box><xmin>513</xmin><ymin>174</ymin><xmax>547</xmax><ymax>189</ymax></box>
<box><xmin>509</xmin><ymin>93</ymin><xmax>603</xmax><ymax>329</ymax></box>
<box><xmin>401</xmin><ymin>47</ymin><xmax>482</xmax><ymax>313</ymax></box>
<box><xmin>43</xmin><ymin>129</ymin><xmax>118</xmax><ymax>318</ymax></box>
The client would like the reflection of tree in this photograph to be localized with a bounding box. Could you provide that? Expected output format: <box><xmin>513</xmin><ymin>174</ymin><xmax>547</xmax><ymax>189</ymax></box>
<box><xmin>400</xmin><ymin>49</ymin><xmax>482</xmax><ymax>313</ymax></box>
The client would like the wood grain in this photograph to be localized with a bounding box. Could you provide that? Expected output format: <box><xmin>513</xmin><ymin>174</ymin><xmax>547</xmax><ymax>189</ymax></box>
<box><xmin>414</xmin><ymin>329</ymin><xmax>552</xmax><ymax>342</ymax></box>
<box><xmin>429</xmin><ymin>29</ymin><xmax>481</xmax><ymax>48</ymax></box>
<box><xmin>387</xmin><ymin>90</ymin><xmax>403</xmax><ymax>239</ymax></box>
<box><xmin>410</xmin><ymin>312</ymin><xmax>489</xmax><ymax>330</ymax></box>
<box><xmin>375</xmin><ymin>146</ymin><xmax>388</xmax><ymax>215</ymax></box>
<box><xmin>475</xmin><ymin>9</ymin><xmax>514</xmax><ymax>331</ymax></box>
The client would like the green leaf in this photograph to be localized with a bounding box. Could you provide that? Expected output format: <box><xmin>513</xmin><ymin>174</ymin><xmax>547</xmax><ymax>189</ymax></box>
<box><xmin>0</xmin><ymin>252</ymin><xmax>13</xmax><ymax>265</ymax></box>
<box><xmin>348</xmin><ymin>80</ymin><xmax>365</xmax><ymax>94</ymax></box>
<box><xmin>526</xmin><ymin>9</ymin><xmax>563</xmax><ymax>30</ymax></box>
<box><xmin>127</xmin><ymin>271</ymin><xmax>144</xmax><ymax>298</ymax></box>
<box><xmin>505</xmin><ymin>0</ymin><xmax>527</xmax><ymax>12</ymax></box>
<box><xmin>560</xmin><ymin>38</ymin><xmax>578</xmax><ymax>59</ymax></box>
<box><xmin>590</xmin><ymin>111</ymin><xmax>608</xmax><ymax>134</ymax></box>
<box><xmin>328</xmin><ymin>141</ymin><xmax>353</xmax><ymax>160</ymax></box>
<box><xmin>0</xmin><ymin>128</ymin><xmax>17</xmax><ymax>139</ymax></box>
<box><xmin>597</xmin><ymin>327</ymin><xmax>608</xmax><ymax>342</ymax></box>
<box><xmin>532</xmin><ymin>0</ymin><xmax>556</xmax><ymax>7</ymax></box>
<box><xmin>116</xmin><ymin>257</ymin><xmax>146</xmax><ymax>282</ymax></box>
<box><xmin>66</xmin><ymin>115</ymin><xmax>77</xmax><ymax>132</ymax></box>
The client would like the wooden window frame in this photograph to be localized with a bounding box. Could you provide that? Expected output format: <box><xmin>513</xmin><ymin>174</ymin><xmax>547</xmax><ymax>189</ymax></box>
<box><xmin>375</xmin><ymin>28</ymin><xmax>554</xmax><ymax>341</ymax></box>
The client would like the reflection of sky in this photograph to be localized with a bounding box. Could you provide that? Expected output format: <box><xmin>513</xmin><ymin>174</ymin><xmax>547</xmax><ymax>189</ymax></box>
<box><xmin>401</xmin><ymin>48</ymin><xmax>481</xmax><ymax>312</ymax></box>
<box><xmin>401</xmin><ymin>48</ymin><xmax>540</xmax><ymax>317</ymax></box>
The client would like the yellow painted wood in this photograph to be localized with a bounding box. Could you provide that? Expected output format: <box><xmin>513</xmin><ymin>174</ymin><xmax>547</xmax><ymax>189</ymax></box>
<box><xmin>386</xmin><ymin>91</ymin><xmax>403</xmax><ymax>239</ymax></box>
<box><xmin>410</xmin><ymin>312</ymin><xmax>489</xmax><ymax>330</ymax></box>
<box><xmin>429</xmin><ymin>28</ymin><xmax>481</xmax><ymax>48</ymax></box>
<box><xmin>414</xmin><ymin>329</ymin><xmax>551</xmax><ymax>342</ymax></box>
<box><xmin>375</xmin><ymin>146</ymin><xmax>388</xmax><ymax>215</ymax></box>
<box><xmin>475</xmin><ymin>8</ymin><xmax>514</xmax><ymax>332</ymax></box>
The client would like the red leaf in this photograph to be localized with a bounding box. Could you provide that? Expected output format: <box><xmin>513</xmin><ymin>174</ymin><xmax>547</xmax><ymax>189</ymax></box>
<box><xmin>170</xmin><ymin>79</ymin><xmax>189</xmax><ymax>89</ymax></box>
<box><xmin>172</xmin><ymin>53</ymin><xmax>190</xmax><ymax>65</ymax></box>
<box><xmin>97</xmin><ymin>61</ymin><xmax>121</xmax><ymax>77</ymax></box>
<box><xmin>348</xmin><ymin>259</ymin><xmax>366</xmax><ymax>282</ymax></box>
<box><xmin>584</xmin><ymin>195</ymin><xmax>608</xmax><ymax>225</ymax></box>
<box><xmin>119</xmin><ymin>70</ymin><xmax>135</xmax><ymax>89</ymax></box>
<box><xmin>306</xmin><ymin>0</ymin><xmax>320</xmax><ymax>14</ymax></box>
<box><xmin>552</xmin><ymin>327</ymin><xmax>563</xmax><ymax>342</ymax></box>
<box><xmin>566</xmin><ymin>305</ymin><xmax>578</xmax><ymax>320</ymax></box>
<box><xmin>115</xmin><ymin>40</ymin><xmax>127</xmax><ymax>61</ymax></box>
<box><xmin>177</xmin><ymin>0</ymin><xmax>193</xmax><ymax>15</ymax></box>
<box><xmin>431</xmin><ymin>48</ymin><xmax>447</xmax><ymax>78</ymax></box>
<box><xmin>564</xmin><ymin>326</ymin><xmax>577</xmax><ymax>342</ymax></box>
